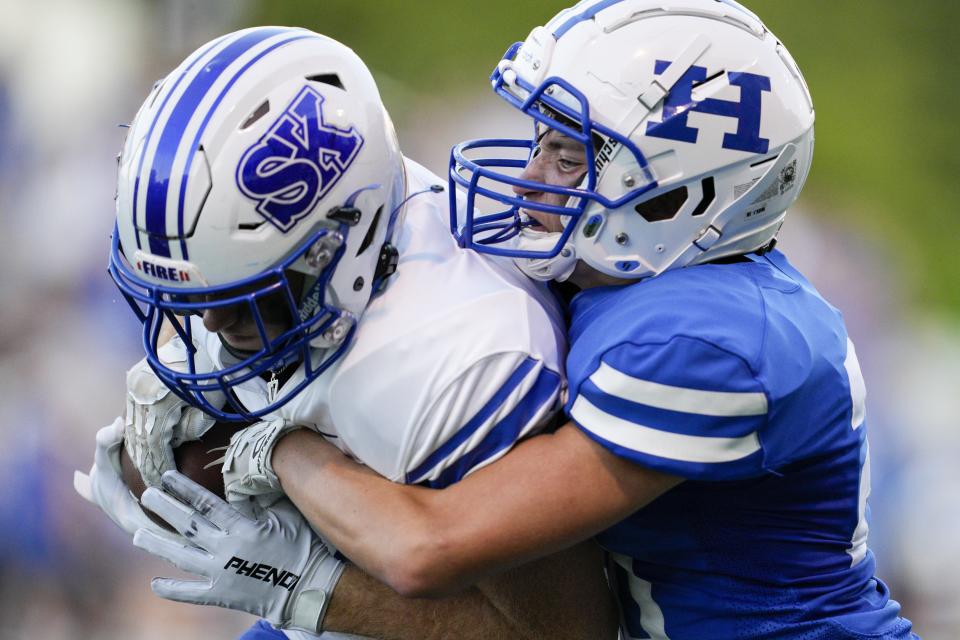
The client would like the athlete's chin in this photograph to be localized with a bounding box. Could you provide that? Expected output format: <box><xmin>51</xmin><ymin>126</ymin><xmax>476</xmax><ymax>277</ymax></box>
<box><xmin>220</xmin><ymin>335</ymin><xmax>265</xmax><ymax>353</ymax></box>
<box><xmin>521</xmin><ymin>208</ymin><xmax>563</xmax><ymax>233</ymax></box>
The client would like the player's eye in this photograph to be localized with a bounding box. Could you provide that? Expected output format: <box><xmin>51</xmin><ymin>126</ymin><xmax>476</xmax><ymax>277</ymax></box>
<box><xmin>557</xmin><ymin>157</ymin><xmax>584</xmax><ymax>172</ymax></box>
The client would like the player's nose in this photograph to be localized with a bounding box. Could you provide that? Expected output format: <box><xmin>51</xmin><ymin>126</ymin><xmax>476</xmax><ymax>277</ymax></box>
<box><xmin>201</xmin><ymin>304</ymin><xmax>243</xmax><ymax>334</ymax></box>
<box><xmin>514</xmin><ymin>153</ymin><xmax>547</xmax><ymax>198</ymax></box>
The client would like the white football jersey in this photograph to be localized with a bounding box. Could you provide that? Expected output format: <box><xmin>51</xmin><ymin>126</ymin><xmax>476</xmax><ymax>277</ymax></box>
<box><xmin>195</xmin><ymin>157</ymin><xmax>566</xmax><ymax>487</ymax></box>
<box><xmin>196</xmin><ymin>158</ymin><xmax>566</xmax><ymax>640</ymax></box>
<box><xmin>184</xmin><ymin>159</ymin><xmax>565</xmax><ymax>640</ymax></box>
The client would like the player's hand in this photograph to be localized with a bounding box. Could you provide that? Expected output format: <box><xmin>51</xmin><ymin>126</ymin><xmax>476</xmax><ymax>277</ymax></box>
<box><xmin>134</xmin><ymin>471</ymin><xmax>344</xmax><ymax>633</ymax></box>
<box><xmin>73</xmin><ymin>417</ymin><xmax>179</xmax><ymax>540</ymax></box>
<box><xmin>222</xmin><ymin>418</ymin><xmax>302</xmax><ymax>507</ymax></box>
<box><xmin>124</xmin><ymin>338</ymin><xmax>218</xmax><ymax>488</ymax></box>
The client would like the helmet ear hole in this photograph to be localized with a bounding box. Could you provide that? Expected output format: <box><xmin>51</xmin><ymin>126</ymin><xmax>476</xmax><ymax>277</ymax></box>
<box><xmin>634</xmin><ymin>186</ymin><xmax>688</xmax><ymax>222</ymax></box>
<box><xmin>306</xmin><ymin>73</ymin><xmax>344</xmax><ymax>90</ymax></box>
<box><xmin>690</xmin><ymin>177</ymin><xmax>715</xmax><ymax>217</ymax></box>
<box><xmin>356</xmin><ymin>206</ymin><xmax>384</xmax><ymax>256</ymax></box>
<box><xmin>240</xmin><ymin>100</ymin><xmax>270</xmax><ymax>130</ymax></box>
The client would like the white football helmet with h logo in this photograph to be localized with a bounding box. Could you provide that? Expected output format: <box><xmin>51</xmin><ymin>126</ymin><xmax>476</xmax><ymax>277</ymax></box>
<box><xmin>450</xmin><ymin>0</ymin><xmax>814</xmax><ymax>280</ymax></box>
<box><xmin>110</xmin><ymin>27</ymin><xmax>405</xmax><ymax>420</ymax></box>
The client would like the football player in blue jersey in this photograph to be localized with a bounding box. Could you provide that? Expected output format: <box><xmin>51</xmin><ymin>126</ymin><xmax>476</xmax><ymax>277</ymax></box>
<box><xmin>135</xmin><ymin>2</ymin><xmax>919</xmax><ymax>639</ymax></box>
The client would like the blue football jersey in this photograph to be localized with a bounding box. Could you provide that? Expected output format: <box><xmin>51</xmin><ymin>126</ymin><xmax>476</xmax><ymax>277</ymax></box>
<box><xmin>566</xmin><ymin>251</ymin><xmax>916</xmax><ymax>639</ymax></box>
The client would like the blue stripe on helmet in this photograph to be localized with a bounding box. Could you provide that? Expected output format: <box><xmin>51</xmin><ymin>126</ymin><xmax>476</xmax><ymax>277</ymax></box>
<box><xmin>131</xmin><ymin>35</ymin><xmax>226</xmax><ymax>251</ymax></box>
<box><xmin>143</xmin><ymin>27</ymin><xmax>293</xmax><ymax>258</ymax></box>
<box><xmin>176</xmin><ymin>31</ymin><xmax>318</xmax><ymax>258</ymax></box>
<box><xmin>552</xmin><ymin>0</ymin><xmax>628</xmax><ymax>38</ymax></box>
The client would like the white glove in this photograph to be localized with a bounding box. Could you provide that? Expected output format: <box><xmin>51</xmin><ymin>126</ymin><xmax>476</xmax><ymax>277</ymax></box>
<box><xmin>222</xmin><ymin>418</ymin><xmax>302</xmax><ymax>508</ymax></box>
<box><xmin>73</xmin><ymin>417</ymin><xmax>178</xmax><ymax>540</ymax></box>
<box><xmin>124</xmin><ymin>337</ymin><xmax>219</xmax><ymax>488</ymax></box>
<box><xmin>133</xmin><ymin>471</ymin><xmax>344</xmax><ymax>633</ymax></box>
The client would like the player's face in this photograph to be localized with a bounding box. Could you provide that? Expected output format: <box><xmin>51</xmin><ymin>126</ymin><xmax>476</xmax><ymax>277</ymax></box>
<box><xmin>200</xmin><ymin>279</ymin><xmax>297</xmax><ymax>353</ymax></box>
<box><xmin>513</xmin><ymin>129</ymin><xmax>588</xmax><ymax>232</ymax></box>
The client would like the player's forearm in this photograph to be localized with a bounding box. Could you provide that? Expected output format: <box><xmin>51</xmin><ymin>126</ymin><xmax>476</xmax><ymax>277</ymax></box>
<box><xmin>274</xmin><ymin>429</ymin><xmax>464</xmax><ymax>596</ymax></box>
<box><xmin>473</xmin><ymin>540</ymin><xmax>620</xmax><ymax>640</ymax></box>
<box><xmin>326</xmin><ymin>566</ymin><xmax>532</xmax><ymax>640</ymax></box>
<box><xmin>325</xmin><ymin>543</ymin><xmax>619</xmax><ymax>640</ymax></box>
<box><xmin>276</xmin><ymin>429</ymin><xmax>608</xmax><ymax>598</ymax></box>
<box><xmin>274</xmin><ymin>425</ymin><xmax>680</xmax><ymax>597</ymax></box>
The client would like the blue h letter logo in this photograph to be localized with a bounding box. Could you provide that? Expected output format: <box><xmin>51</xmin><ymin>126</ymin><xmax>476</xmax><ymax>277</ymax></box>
<box><xmin>645</xmin><ymin>61</ymin><xmax>771</xmax><ymax>154</ymax></box>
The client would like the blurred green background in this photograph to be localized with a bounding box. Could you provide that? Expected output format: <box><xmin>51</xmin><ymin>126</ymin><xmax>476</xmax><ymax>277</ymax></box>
<box><xmin>1</xmin><ymin>1</ymin><xmax>957</xmax><ymax>638</ymax></box>
<box><xmin>256</xmin><ymin>0</ymin><xmax>960</xmax><ymax>318</ymax></box>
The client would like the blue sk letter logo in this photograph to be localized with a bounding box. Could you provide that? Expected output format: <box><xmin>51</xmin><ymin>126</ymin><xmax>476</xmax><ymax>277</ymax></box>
<box><xmin>237</xmin><ymin>86</ymin><xmax>364</xmax><ymax>231</ymax></box>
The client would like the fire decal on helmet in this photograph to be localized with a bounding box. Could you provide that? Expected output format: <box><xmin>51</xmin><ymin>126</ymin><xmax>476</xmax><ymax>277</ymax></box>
<box><xmin>237</xmin><ymin>86</ymin><xmax>365</xmax><ymax>232</ymax></box>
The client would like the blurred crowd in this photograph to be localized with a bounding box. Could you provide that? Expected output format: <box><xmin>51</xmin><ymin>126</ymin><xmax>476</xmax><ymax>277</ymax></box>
<box><xmin>0</xmin><ymin>1</ymin><xmax>956</xmax><ymax>638</ymax></box>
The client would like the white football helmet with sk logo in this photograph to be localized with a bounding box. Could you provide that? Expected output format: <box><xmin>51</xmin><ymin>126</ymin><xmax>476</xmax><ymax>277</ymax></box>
<box><xmin>110</xmin><ymin>27</ymin><xmax>405</xmax><ymax>419</ymax></box>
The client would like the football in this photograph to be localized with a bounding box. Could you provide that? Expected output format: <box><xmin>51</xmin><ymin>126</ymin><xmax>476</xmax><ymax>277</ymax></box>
<box><xmin>120</xmin><ymin>420</ymin><xmax>250</xmax><ymax>528</ymax></box>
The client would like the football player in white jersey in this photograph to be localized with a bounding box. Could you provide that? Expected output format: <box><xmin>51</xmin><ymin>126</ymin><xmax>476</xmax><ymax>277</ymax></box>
<box><xmin>135</xmin><ymin>3</ymin><xmax>920</xmax><ymax>639</ymax></box>
<box><xmin>74</xmin><ymin>27</ymin><xmax>619</xmax><ymax>640</ymax></box>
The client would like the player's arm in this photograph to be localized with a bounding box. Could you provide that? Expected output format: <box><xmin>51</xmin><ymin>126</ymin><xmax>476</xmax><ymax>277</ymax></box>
<box><xmin>315</xmin><ymin>352</ymin><xmax>620</xmax><ymax>638</ymax></box>
<box><xmin>278</xmin><ymin>335</ymin><xmax>764</xmax><ymax>597</ymax></box>
<box><xmin>144</xmin><ymin>352</ymin><xmax>618</xmax><ymax>638</ymax></box>
<box><xmin>134</xmin><ymin>470</ymin><xmax>618</xmax><ymax>639</ymax></box>
<box><xmin>274</xmin><ymin>422</ymin><xmax>681</xmax><ymax>597</ymax></box>
<box><xmin>326</xmin><ymin>540</ymin><xmax>617</xmax><ymax>640</ymax></box>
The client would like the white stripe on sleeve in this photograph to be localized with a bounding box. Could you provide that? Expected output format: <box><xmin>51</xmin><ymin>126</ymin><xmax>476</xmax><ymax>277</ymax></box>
<box><xmin>843</xmin><ymin>338</ymin><xmax>866</xmax><ymax>430</ymax></box>
<box><xmin>570</xmin><ymin>395</ymin><xmax>761</xmax><ymax>463</ymax></box>
<box><xmin>589</xmin><ymin>362</ymin><xmax>768</xmax><ymax>417</ymax></box>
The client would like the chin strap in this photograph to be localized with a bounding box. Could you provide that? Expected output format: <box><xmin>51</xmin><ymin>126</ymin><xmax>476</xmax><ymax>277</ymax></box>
<box><xmin>514</xmin><ymin>228</ymin><xmax>579</xmax><ymax>282</ymax></box>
